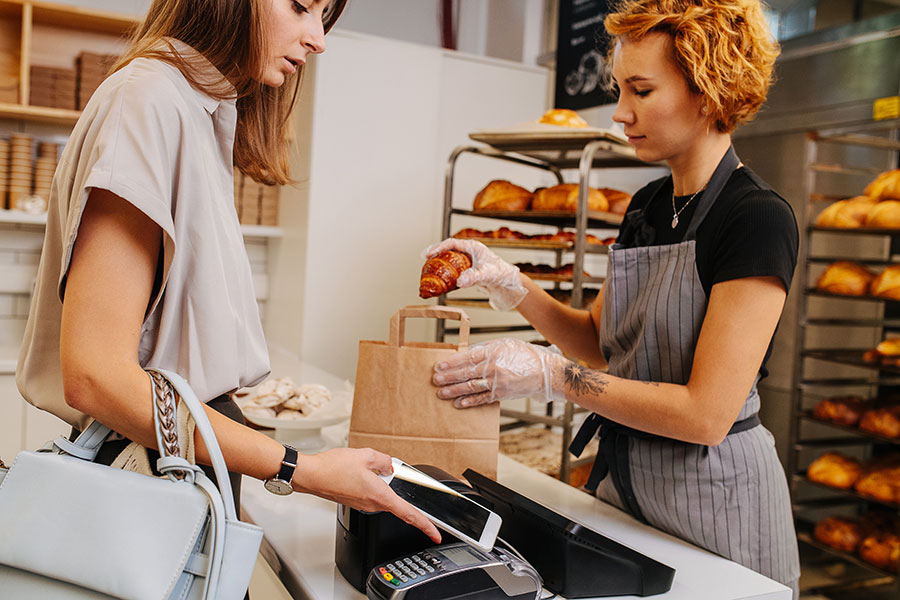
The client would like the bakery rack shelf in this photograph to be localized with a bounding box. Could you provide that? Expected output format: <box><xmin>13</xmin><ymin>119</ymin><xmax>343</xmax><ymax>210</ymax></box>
<box><xmin>790</xmin><ymin>120</ymin><xmax>900</xmax><ymax>589</ymax></box>
<box><xmin>793</xmin><ymin>474</ymin><xmax>900</xmax><ymax>512</ymax></box>
<box><xmin>0</xmin><ymin>102</ymin><xmax>80</xmax><ymax>125</ymax></box>
<box><xmin>795</xmin><ymin>522</ymin><xmax>899</xmax><ymax>580</ymax></box>
<box><xmin>436</xmin><ymin>138</ymin><xmax>658</xmax><ymax>485</ymax></box>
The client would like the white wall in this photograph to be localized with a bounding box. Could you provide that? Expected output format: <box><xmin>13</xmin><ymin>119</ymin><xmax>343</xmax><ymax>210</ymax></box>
<box><xmin>266</xmin><ymin>30</ymin><xmax>550</xmax><ymax>380</ymax></box>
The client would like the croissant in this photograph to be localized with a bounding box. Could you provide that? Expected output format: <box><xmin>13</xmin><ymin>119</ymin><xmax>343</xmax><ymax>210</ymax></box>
<box><xmin>419</xmin><ymin>250</ymin><xmax>473</xmax><ymax>299</ymax></box>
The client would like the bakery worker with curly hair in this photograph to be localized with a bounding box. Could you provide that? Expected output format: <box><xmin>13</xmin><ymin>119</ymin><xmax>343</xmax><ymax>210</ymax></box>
<box><xmin>428</xmin><ymin>0</ymin><xmax>800</xmax><ymax>593</ymax></box>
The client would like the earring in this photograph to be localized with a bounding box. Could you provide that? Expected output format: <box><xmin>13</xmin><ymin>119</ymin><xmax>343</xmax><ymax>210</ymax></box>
<box><xmin>701</xmin><ymin>105</ymin><xmax>709</xmax><ymax>115</ymax></box>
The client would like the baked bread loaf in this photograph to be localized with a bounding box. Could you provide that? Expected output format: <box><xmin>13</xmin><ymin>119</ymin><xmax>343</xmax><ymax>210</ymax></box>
<box><xmin>855</xmin><ymin>467</ymin><xmax>900</xmax><ymax>504</ymax></box>
<box><xmin>865</xmin><ymin>200</ymin><xmax>900</xmax><ymax>229</ymax></box>
<box><xmin>814</xmin><ymin>516</ymin><xmax>862</xmax><ymax>552</ymax></box>
<box><xmin>807</xmin><ymin>452</ymin><xmax>862</xmax><ymax>489</ymax></box>
<box><xmin>860</xmin><ymin>404</ymin><xmax>900</xmax><ymax>438</ymax></box>
<box><xmin>533</xmin><ymin>184</ymin><xmax>608</xmax><ymax>212</ymax></box>
<box><xmin>864</xmin><ymin>169</ymin><xmax>900</xmax><ymax>202</ymax></box>
<box><xmin>600</xmin><ymin>187</ymin><xmax>633</xmax><ymax>215</ymax></box>
<box><xmin>538</xmin><ymin>108</ymin><xmax>588</xmax><ymax>128</ymax></box>
<box><xmin>812</xmin><ymin>396</ymin><xmax>865</xmax><ymax>426</ymax></box>
<box><xmin>815</xmin><ymin>261</ymin><xmax>875</xmax><ymax>296</ymax></box>
<box><xmin>473</xmin><ymin>180</ymin><xmax>533</xmax><ymax>212</ymax></box>
<box><xmin>453</xmin><ymin>228</ymin><xmax>485</xmax><ymax>239</ymax></box>
<box><xmin>858</xmin><ymin>531</ymin><xmax>900</xmax><ymax>571</ymax></box>
<box><xmin>815</xmin><ymin>196</ymin><xmax>876</xmax><ymax>228</ymax></box>
<box><xmin>870</xmin><ymin>265</ymin><xmax>900</xmax><ymax>300</ymax></box>
<box><xmin>419</xmin><ymin>250</ymin><xmax>472</xmax><ymax>299</ymax></box>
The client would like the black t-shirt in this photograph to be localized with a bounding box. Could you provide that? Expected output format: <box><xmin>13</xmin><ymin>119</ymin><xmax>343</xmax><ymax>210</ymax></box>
<box><xmin>615</xmin><ymin>166</ymin><xmax>799</xmax><ymax>378</ymax></box>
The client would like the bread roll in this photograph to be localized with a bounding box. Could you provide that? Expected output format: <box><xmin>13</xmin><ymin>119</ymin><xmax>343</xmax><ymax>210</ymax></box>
<box><xmin>813</xmin><ymin>396</ymin><xmax>865</xmax><ymax>426</ymax></box>
<box><xmin>807</xmin><ymin>452</ymin><xmax>862</xmax><ymax>489</ymax></box>
<box><xmin>600</xmin><ymin>187</ymin><xmax>632</xmax><ymax>215</ymax></box>
<box><xmin>864</xmin><ymin>169</ymin><xmax>900</xmax><ymax>202</ymax></box>
<box><xmin>814</xmin><ymin>516</ymin><xmax>862</xmax><ymax>552</ymax></box>
<box><xmin>860</xmin><ymin>406</ymin><xmax>900</xmax><ymax>438</ymax></box>
<box><xmin>815</xmin><ymin>261</ymin><xmax>875</xmax><ymax>296</ymax></box>
<box><xmin>859</xmin><ymin>531</ymin><xmax>900</xmax><ymax>572</ymax></box>
<box><xmin>473</xmin><ymin>180</ymin><xmax>533</xmax><ymax>212</ymax></box>
<box><xmin>865</xmin><ymin>200</ymin><xmax>900</xmax><ymax>229</ymax></box>
<box><xmin>815</xmin><ymin>196</ymin><xmax>876</xmax><ymax>228</ymax></box>
<box><xmin>870</xmin><ymin>265</ymin><xmax>900</xmax><ymax>300</ymax></box>
<box><xmin>533</xmin><ymin>184</ymin><xmax>608</xmax><ymax>212</ymax></box>
<box><xmin>419</xmin><ymin>250</ymin><xmax>473</xmax><ymax>298</ymax></box>
<box><xmin>538</xmin><ymin>108</ymin><xmax>588</xmax><ymax>128</ymax></box>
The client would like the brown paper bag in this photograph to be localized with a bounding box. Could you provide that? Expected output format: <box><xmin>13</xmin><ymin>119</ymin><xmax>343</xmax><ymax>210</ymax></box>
<box><xmin>348</xmin><ymin>305</ymin><xmax>499</xmax><ymax>479</ymax></box>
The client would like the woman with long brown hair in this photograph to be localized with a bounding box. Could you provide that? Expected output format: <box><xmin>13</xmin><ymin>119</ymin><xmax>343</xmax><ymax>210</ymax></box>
<box><xmin>18</xmin><ymin>0</ymin><xmax>440</xmax><ymax>571</ymax></box>
<box><xmin>429</xmin><ymin>0</ymin><xmax>800</xmax><ymax>593</ymax></box>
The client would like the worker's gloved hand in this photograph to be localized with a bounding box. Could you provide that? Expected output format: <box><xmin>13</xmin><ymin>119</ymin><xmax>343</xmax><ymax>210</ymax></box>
<box><xmin>432</xmin><ymin>338</ymin><xmax>566</xmax><ymax>408</ymax></box>
<box><xmin>423</xmin><ymin>239</ymin><xmax>527</xmax><ymax>311</ymax></box>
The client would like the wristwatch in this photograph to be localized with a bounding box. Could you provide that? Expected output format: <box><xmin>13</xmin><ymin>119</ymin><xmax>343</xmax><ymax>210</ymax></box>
<box><xmin>264</xmin><ymin>444</ymin><xmax>298</xmax><ymax>496</ymax></box>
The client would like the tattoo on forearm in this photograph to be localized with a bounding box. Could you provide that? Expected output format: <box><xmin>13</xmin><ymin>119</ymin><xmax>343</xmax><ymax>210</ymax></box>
<box><xmin>563</xmin><ymin>362</ymin><xmax>609</xmax><ymax>396</ymax></box>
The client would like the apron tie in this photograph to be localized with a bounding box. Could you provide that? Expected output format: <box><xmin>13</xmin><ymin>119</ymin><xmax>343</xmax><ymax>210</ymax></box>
<box><xmin>569</xmin><ymin>412</ymin><xmax>761</xmax><ymax>523</ymax></box>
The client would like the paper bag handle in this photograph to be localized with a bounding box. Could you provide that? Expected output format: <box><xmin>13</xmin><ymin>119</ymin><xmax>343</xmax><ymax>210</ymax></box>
<box><xmin>390</xmin><ymin>305</ymin><xmax>470</xmax><ymax>349</ymax></box>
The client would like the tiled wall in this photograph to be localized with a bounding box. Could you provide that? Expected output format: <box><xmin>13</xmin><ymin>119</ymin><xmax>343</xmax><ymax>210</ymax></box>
<box><xmin>0</xmin><ymin>224</ymin><xmax>272</xmax><ymax>355</ymax></box>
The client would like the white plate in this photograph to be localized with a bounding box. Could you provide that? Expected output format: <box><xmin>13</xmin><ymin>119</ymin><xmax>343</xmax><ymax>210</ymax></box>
<box><xmin>239</xmin><ymin>390</ymin><xmax>352</xmax><ymax>450</ymax></box>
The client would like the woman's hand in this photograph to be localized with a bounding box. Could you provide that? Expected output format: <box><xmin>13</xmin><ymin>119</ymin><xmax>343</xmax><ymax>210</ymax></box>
<box><xmin>292</xmin><ymin>447</ymin><xmax>441</xmax><ymax>543</ymax></box>
<box><xmin>432</xmin><ymin>338</ymin><xmax>566</xmax><ymax>407</ymax></box>
<box><xmin>424</xmin><ymin>239</ymin><xmax>527</xmax><ymax>311</ymax></box>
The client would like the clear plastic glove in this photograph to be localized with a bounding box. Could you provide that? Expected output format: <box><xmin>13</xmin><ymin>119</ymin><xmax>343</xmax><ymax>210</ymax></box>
<box><xmin>423</xmin><ymin>238</ymin><xmax>528</xmax><ymax>311</ymax></box>
<box><xmin>432</xmin><ymin>338</ymin><xmax>567</xmax><ymax>408</ymax></box>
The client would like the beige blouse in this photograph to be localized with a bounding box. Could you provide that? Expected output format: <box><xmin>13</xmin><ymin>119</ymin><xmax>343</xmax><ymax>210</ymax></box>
<box><xmin>17</xmin><ymin>42</ymin><xmax>270</xmax><ymax>430</ymax></box>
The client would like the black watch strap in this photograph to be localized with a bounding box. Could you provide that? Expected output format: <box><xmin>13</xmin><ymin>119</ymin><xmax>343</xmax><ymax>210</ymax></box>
<box><xmin>277</xmin><ymin>445</ymin><xmax>298</xmax><ymax>482</ymax></box>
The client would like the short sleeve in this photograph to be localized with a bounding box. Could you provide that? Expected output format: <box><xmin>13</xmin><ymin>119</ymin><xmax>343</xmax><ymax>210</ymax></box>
<box><xmin>707</xmin><ymin>189</ymin><xmax>799</xmax><ymax>292</ymax></box>
<box><xmin>58</xmin><ymin>62</ymin><xmax>184</xmax><ymax>309</ymax></box>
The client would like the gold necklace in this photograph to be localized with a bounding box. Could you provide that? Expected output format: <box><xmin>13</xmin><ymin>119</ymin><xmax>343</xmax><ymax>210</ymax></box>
<box><xmin>670</xmin><ymin>188</ymin><xmax>703</xmax><ymax>229</ymax></box>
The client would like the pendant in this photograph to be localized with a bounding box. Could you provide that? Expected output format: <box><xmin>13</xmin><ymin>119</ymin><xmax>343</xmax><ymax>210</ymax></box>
<box><xmin>671</xmin><ymin>215</ymin><xmax>678</xmax><ymax>229</ymax></box>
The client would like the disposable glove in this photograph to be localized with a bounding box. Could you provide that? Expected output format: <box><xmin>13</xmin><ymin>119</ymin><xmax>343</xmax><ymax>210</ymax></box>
<box><xmin>423</xmin><ymin>239</ymin><xmax>528</xmax><ymax>311</ymax></box>
<box><xmin>432</xmin><ymin>338</ymin><xmax>567</xmax><ymax>408</ymax></box>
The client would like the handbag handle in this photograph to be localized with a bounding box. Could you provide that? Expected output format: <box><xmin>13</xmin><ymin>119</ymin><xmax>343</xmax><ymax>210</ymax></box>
<box><xmin>389</xmin><ymin>305</ymin><xmax>470</xmax><ymax>349</ymax></box>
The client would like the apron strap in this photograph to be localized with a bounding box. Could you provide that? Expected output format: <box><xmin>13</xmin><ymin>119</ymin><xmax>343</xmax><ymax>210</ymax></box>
<box><xmin>570</xmin><ymin>412</ymin><xmax>761</xmax><ymax>523</ymax></box>
<box><xmin>684</xmin><ymin>145</ymin><xmax>741</xmax><ymax>241</ymax></box>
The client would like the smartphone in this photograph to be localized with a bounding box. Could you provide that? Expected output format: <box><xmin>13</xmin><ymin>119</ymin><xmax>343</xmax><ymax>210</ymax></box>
<box><xmin>383</xmin><ymin>459</ymin><xmax>502</xmax><ymax>552</ymax></box>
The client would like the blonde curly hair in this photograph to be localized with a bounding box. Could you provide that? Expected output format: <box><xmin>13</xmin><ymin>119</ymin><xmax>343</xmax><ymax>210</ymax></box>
<box><xmin>605</xmin><ymin>0</ymin><xmax>779</xmax><ymax>133</ymax></box>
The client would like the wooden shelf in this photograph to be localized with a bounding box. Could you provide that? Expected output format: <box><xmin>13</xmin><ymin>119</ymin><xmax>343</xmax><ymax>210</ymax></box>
<box><xmin>0</xmin><ymin>0</ymin><xmax>136</xmax><ymax>32</ymax></box>
<box><xmin>0</xmin><ymin>210</ymin><xmax>285</xmax><ymax>238</ymax></box>
<box><xmin>0</xmin><ymin>101</ymin><xmax>80</xmax><ymax>124</ymax></box>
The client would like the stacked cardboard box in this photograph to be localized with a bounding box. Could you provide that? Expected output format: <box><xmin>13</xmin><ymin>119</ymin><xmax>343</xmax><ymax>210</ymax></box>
<box><xmin>76</xmin><ymin>52</ymin><xmax>118</xmax><ymax>110</ymax></box>
<box><xmin>0</xmin><ymin>140</ymin><xmax>8</xmax><ymax>208</ymax></box>
<box><xmin>233</xmin><ymin>169</ymin><xmax>280</xmax><ymax>226</ymax></box>
<box><xmin>7</xmin><ymin>133</ymin><xmax>34</xmax><ymax>210</ymax></box>
<box><xmin>30</xmin><ymin>66</ymin><xmax>77</xmax><ymax>110</ymax></box>
<box><xmin>32</xmin><ymin>141</ymin><xmax>59</xmax><ymax>203</ymax></box>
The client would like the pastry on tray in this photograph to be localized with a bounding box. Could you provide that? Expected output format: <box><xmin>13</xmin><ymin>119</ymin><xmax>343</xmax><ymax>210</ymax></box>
<box><xmin>807</xmin><ymin>452</ymin><xmax>862</xmax><ymax>489</ymax></box>
<box><xmin>532</xmin><ymin>183</ymin><xmax>609</xmax><ymax>212</ymax></box>
<box><xmin>814</xmin><ymin>516</ymin><xmax>862</xmax><ymax>552</ymax></box>
<box><xmin>472</xmin><ymin>180</ymin><xmax>533</xmax><ymax>212</ymax></box>
<box><xmin>865</xmin><ymin>200</ymin><xmax>900</xmax><ymax>229</ymax></box>
<box><xmin>812</xmin><ymin>396</ymin><xmax>865</xmax><ymax>427</ymax></box>
<box><xmin>815</xmin><ymin>196</ymin><xmax>876</xmax><ymax>228</ymax></box>
<box><xmin>864</xmin><ymin>169</ymin><xmax>900</xmax><ymax>202</ymax></box>
<box><xmin>815</xmin><ymin>261</ymin><xmax>875</xmax><ymax>296</ymax></box>
<box><xmin>860</xmin><ymin>405</ymin><xmax>900</xmax><ymax>439</ymax></box>
<box><xmin>870</xmin><ymin>265</ymin><xmax>900</xmax><ymax>300</ymax></box>
<box><xmin>537</xmin><ymin>108</ymin><xmax>589</xmax><ymax>128</ymax></box>
<box><xmin>419</xmin><ymin>250</ymin><xmax>472</xmax><ymax>298</ymax></box>
<box><xmin>858</xmin><ymin>531</ymin><xmax>900</xmax><ymax>572</ymax></box>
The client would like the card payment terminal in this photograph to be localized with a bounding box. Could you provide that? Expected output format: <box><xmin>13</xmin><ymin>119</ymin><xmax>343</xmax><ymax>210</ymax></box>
<box><xmin>366</xmin><ymin>542</ymin><xmax>541</xmax><ymax>600</ymax></box>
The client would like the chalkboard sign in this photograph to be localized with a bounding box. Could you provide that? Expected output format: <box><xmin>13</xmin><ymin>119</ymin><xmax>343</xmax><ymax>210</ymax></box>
<box><xmin>555</xmin><ymin>0</ymin><xmax>616</xmax><ymax>110</ymax></box>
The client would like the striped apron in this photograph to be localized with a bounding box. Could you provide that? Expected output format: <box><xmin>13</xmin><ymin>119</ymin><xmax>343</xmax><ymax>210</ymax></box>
<box><xmin>569</xmin><ymin>147</ymin><xmax>800</xmax><ymax>588</ymax></box>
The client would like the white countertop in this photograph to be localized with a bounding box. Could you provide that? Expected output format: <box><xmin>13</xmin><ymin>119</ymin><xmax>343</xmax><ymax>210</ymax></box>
<box><xmin>242</xmin><ymin>454</ymin><xmax>790</xmax><ymax>600</ymax></box>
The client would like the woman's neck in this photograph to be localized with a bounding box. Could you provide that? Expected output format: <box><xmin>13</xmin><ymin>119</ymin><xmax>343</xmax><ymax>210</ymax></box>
<box><xmin>669</xmin><ymin>133</ymin><xmax>733</xmax><ymax>196</ymax></box>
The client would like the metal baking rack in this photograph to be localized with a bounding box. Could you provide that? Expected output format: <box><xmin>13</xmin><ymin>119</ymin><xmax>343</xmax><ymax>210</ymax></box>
<box><xmin>790</xmin><ymin>119</ymin><xmax>900</xmax><ymax>592</ymax></box>
<box><xmin>435</xmin><ymin>137</ymin><xmax>656</xmax><ymax>485</ymax></box>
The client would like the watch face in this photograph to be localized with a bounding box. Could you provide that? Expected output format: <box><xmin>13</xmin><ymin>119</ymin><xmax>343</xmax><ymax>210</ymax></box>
<box><xmin>265</xmin><ymin>479</ymin><xmax>293</xmax><ymax>495</ymax></box>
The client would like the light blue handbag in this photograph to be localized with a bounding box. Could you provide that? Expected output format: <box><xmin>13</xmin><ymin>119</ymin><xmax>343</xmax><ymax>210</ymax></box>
<box><xmin>0</xmin><ymin>368</ymin><xmax>263</xmax><ymax>599</ymax></box>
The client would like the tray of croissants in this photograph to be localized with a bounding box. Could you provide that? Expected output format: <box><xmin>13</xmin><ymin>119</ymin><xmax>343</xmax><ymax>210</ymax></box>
<box><xmin>806</xmin><ymin>450</ymin><xmax>900</xmax><ymax>507</ymax></box>
<box><xmin>813</xmin><ymin>169</ymin><xmax>900</xmax><ymax>230</ymax></box>
<box><xmin>814</xmin><ymin>261</ymin><xmax>900</xmax><ymax>301</ymax></box>
<box><xmin>465</xmin><ymin>179</ymin><xmax>632</xmax><ymax>225</ymax></box>
<box><xmin>809</xmin><ymin>395</ymin><xmax>900</xmax><ymax>441</ymax></box>
<box><xmin>808</xmin><ymin>510</ymin><xmax>900</xmax><ymax>573</ymax></box>
<box><xmin>452</xmin><ymin>226</ymin><xmax>615</xmax><ymax>250</ymax></box>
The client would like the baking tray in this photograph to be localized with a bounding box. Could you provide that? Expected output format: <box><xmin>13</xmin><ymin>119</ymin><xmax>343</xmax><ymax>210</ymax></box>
<box><xmin>457</xmin><ymin>208</ymin><xmax>624</xmax><ymax>228</ymax></box>
<box><xmin>458</xmin><ymin>237</ymin><xmax>612</xmax><ymax>253</ymax></box>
